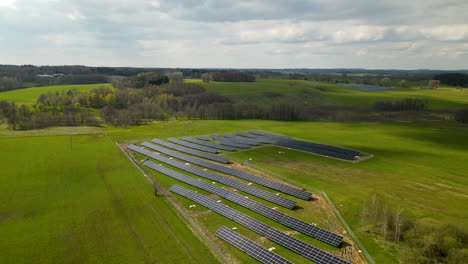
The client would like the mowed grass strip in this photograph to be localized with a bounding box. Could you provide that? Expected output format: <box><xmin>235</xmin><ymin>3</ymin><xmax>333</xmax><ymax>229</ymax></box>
<box><xmin>0</xmin><ymin>83</ymin><xmax>113</xmax><ymax>105</ymax></box>
<box><xmin>187</xmin><ymin>78</ymin><xmax>468</xmax><ymax>109</ymax></box>
<box><xmin>0</xmin><ymin>135</ymin><xmax>218</xmax><ymax>264</ymax></box>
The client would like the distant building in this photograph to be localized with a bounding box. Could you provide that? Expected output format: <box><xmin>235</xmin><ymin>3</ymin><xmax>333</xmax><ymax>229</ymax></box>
<box><xmin>37</xmin><ymin>73</ymin><xmax>65</xmax><ymax>77</ymax></box>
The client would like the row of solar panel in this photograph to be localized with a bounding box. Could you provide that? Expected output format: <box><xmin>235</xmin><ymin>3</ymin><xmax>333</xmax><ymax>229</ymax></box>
<box><xmin>246</xmin><ymin>130</ymin><xmax>360</xmax><ymax>157</ymax></box>
<box><xmin>215</xmin><ymin>226</ymin><xmax>293</xmax><ymax>264</ymax></box>
<box><xmin>143</xmin><ymin>160</ymin><xmax>342</xmax><ymax>246</ymax></box>
<box><xmin>170</xmin><ymin>184</ymin><xmax>350</xmax><ymax>264</ymax></box>
<box><xmin>130</xmin><ymin>144</ymin><xmax>296</xmax><ymax>208</ymax></box>
<box><xmin>150</xmin><ymin>139</ymin><xmax>229</xmax><ymax>163</ymax></box>
<box><xmin>167</xmin><ymin>137</ymin><xmax>219</xmax><ymax>153</ymax></box>
<box><xmin>273</xmin><ymin>139</ymin><xmax>357</xmax><ymax>161</ymax></box>
<box><xmin>142</xmin><ymin>141</ymin><xmax>312</xmax><ymax>200</ymax></box>
<box><xmin>182</xmin><ymin>137</ymin><xmax>235</xmax><ymax>151</ymax></box>
<box><xmin>236</xmin><ymin>131</ymin><xmax>359</xmax><ymax>160</ymax></box>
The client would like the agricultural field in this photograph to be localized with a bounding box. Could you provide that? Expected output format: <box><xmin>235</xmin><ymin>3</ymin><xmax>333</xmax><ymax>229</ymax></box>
<box><xmin>188</xmin><ymin>78</ymin><xmax>468</xmax><ymax>109</ymax></box>
<box><xmin>0</xmin><ymin>83</ymin><xmax>113</xmax><ymax>106</ymax></box>
<box><xmin>0</xmin><ymin>134</ymin><xmax>218</xmax><ymax>264</ymax></box>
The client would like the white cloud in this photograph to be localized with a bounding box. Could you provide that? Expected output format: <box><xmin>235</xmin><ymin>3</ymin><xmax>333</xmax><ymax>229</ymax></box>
<box><xmin>0</xmin><ymin>0</ymin><xmax>16</xmax><ymax>9</ymax></box>
<box><xmin>0</xmin><ymin>0</ymin><xmax>467</xmax><ymax>69</ymax></box>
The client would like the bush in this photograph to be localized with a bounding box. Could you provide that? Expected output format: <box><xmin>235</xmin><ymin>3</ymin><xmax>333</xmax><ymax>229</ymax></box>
<box><xmin>454</xmin><ymin>109</ymin><xmax>468</xmax><ymax>123</ymax></box>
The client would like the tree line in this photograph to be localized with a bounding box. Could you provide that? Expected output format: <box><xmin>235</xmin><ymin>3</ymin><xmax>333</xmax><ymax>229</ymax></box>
<box><xmin>360</xmin><ymin>193</ymin><xmax>467</xmax><ymax>264</ymax></box>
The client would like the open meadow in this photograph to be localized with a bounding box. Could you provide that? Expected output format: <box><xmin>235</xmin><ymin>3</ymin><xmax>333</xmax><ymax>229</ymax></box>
<box><xmin>0</xmin><ymin>134</ymin><xmax>218</xmax><ymax>264</ymax></box>
<box><xmin>188</xmin><ymin>79</ymin><xmax>468</xmax><ymax>109</ymax></box>
<box><xmin>0</xmin><ymin>83</ymin><xmax>113</xmax><ymax>106</ymax></box>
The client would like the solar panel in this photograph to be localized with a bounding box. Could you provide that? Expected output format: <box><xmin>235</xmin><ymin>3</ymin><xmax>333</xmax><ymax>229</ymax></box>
<box><xmin>248</xmin><ymin>130</ymin><xmax>291</xmax><ymax>140</ymax></box>
<box><xmin>236</xmin><ymin>132</ymin><xmax>277</xmax><ymax>143</ymax></box>
<box><xmin>222</xmin><ymin>134</ymin><xmax>260</xmax><ymax>146</ymax></box>
<box><xmin>167</xmin><ymin>137</ymin><xmax>219</xmax><ymax>153</ymax></box>
<box><xmin>170</xmin><ymin>185</ymin><xmax>350</xmax><ymax>264</ymax></box>
<box><xmin>210</xmin><ymin>135</ymin><xmax>251</xmax><ymax>149</ymax></box>
<box><xmin>244</xmin><ymin>131</ymin><xmax>360</xmax><ymax>161</ymax></box>
<box><xmin>182</xmin><ymin>137</ymin><xmax>235</xmax><ymax>151</ymax></box>
<box><xmin>196</xmin><ymin>135</ymin><xmax>210</xmax><ymax>141</ymax></box>
<box><xmin>147</xmin><ymin>139</ymin><xmax>229</xmax><ymax>163</ymax></box>
<box><xmin>215</xmin><ymin>226</ymin><xmax>293</xmax><ymax>264</ymax></box>
<box><xmin>135</xmin><ymin>152</ymin><xmax>296</xmax><ymax>209</ymax></box>
<box><xmin>139</xmin><ymin>142</ymin><xmax>312</xmax><ymax>200</ymax></box>
<box><xmin>142</xmin><ymin>160</ymin><xmax>342</xmax><ymax>246</ymax></box>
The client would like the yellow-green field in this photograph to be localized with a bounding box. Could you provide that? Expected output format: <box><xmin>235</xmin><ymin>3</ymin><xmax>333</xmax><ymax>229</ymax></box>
<box><xmin>188</xmin><ymin>79</ymin><xmax>468</xmax><ymax>109</ymax></box>
<box><xmin>0</xmin><ymin>83</ymin><xmax>113</xmax><ymax>105</ymax></box>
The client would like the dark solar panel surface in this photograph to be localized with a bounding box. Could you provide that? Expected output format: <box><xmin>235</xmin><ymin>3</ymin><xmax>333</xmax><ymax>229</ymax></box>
<box><xmin>148</xmin><ymin>139</ymin><xmax>228</xmax><ymax>163</ymax></box>
<box><xmin>140</xmin><ymin>142</ymin><xmax>312</xmax><ymax>200</ymax></box>
<box><xmin>182</xmin><ymin>137</ymin><xmax>235</xmax><ymax>151</ymax></box>
<box><xmin>167</xmin><ymin>137</ymin><xmax>219</xmax><ymax>153</ymax></box>
<box><xmin>245</xmin><ymin>131</ymin><xmax>360</xmax><ymax>161</ymax></box>
<box><xmin>141</xmin><ymin>160</ymin><xmax>340</xmax><ymax>246</ymax></box>
<box><xmin>130</xmin><ymin>147</ymin><xmax>296</xmax><ymax>208</ymax></box>
<box><xmin>143</xmin><ymin>161</ymin><xmax>296</xmax><ymax>209</ymax></box>
<box><xmin>222</xmin><ymin>134</ymin><xmax>260</xmax><ymax>146</ymax></box>
<box><xmin>196</xmin><ymin>135</ymin><xmax>210</xmax><ymax>141</ymax></box>
<box><xmin>170</xmin><ymin>185</ymin><xmax>350</xmax><ymax>264</ymax></box>
<box><xmin>215</xmin><ymin>226</ymin><xmax>293</xmax><ymax>264</ymax></box>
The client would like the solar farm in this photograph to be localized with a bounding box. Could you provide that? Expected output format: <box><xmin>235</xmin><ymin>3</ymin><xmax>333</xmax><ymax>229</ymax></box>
<box><xmin>125</xmin><ymin>130</ymin><xmax>368</xmax><ymax>264</ymax></box>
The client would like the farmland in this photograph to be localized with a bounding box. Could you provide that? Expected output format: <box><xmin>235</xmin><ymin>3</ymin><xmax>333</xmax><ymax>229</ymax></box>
<box><xmin>188</xmin><ymin>78</ymin><xmax>468</xmax><ymax>109</ymax></box>
<box><xmin>0</xmin><ymin>83</ymin><xmax>113</xmax><ymax>106</ymax></box>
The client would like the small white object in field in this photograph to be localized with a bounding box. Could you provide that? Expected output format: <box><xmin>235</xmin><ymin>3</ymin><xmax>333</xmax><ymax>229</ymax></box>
<box><xmin>343</xmin><ymin>231</ymin><xmax>347</xmax><ymax>234</ymax></box>
<box><xmin>189</xmin><ymin>205</ymin><xmax>196</xmax><ymax>208</ymax></box>
<box><xmin>244</xmin><ymin>196</ymin><xmax>248</xmax><ymax>199</ymax></box>
<box><xmin>212</xmin><ymin>182</ymin><xmax>216</xmax><ymax>184</ymax></box>
<box><xmin>169</xmin><ymin>157</ymin><xmax>173</xmax><ymax>159</ymax></box>
<box><xmin>247</xmin><ymin>182</ymin><xmax>252</xmax><ymax>185</ymax></box>
<box><xmin>275</xmin><ymin>193</ymin><xmax>280</xmax><ymax>195</ymax></box>
<box><xmin>268</xmin><ymin>247</ymin><xmax>275</xmax><ymax>251</ymax></box>
<box><xmin>185</xmin><ymin>163</ymin><xmax>190</xmax><ymax>165</ymax></box>
<box><xmin>216</xmin><ymin>200</ymin><xmax>222</xmax><ymax>203</ymax></box>
<box><xmin>272</xmin><ymin>207</ymin><xmax>278</xmax><ymax>210</ymax></box>
<box><xmin>358</xmin><ymin>250</ymin><xmax>362</xmax><ymax>253</ymax></box>
<box><xmin>339</xmin><ymin>204</ymin><xmax>343</xmax><ymax>207</ymax></box>
<box><xmin>203</xmin><ymin>169</ymin><xmax>207</xmax><ymax>171</ymax></box>
<box><xmin>231</xmin><ymin>227</ymin><xmax>237</xmax><ymax>230</ymax></box>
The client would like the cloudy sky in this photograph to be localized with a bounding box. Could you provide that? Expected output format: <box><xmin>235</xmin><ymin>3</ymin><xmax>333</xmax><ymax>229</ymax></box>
<box><xmin>1</xmin><ymin>0</ymin><xmax>468</xmax><ymax>69</ymax></box>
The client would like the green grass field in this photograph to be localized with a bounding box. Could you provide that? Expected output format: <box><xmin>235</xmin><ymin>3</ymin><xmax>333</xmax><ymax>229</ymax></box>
<box><xmin>0</xmin><ymin>134</ymin><xmax>218</xmax><ymax>264</ymax></box>
<box><xmin>1</xmin><ymin>80</ymin><xmax>467</xmax><ymax>263</ymax></box>
<box><xmin>108</xmin><ymin>119</ymin><xmax>468</xmax><ymax>263</ymax></box>
<box><xmin>187</xmin><ymin>79</ymin><xmax>468</xmax><ymax>109</ymax></box>
<box><xmin>0</xmin><ymin>84</ymin><xmax>113</xmax><ymax>105</ymax></box>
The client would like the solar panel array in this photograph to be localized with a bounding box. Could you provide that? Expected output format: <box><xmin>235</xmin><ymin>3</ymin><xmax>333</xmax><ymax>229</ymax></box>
<box><xmin>130</xmin><ymin>147</ymin><xmax>296</xmax><ymax>208</ymax></box>
<box><xmin>223</xmin><ymin>134</ymin><xmax>261</xmax><ymax>145</ymax></box>
<box><xmin>167</xmin><ymin>137</ymin><xmax>219</xmax><ymax>153</ymax></box>
<box><xmin>236</xmin><ymin>132</ymin><xmax>276</xmax><ymax>143</ymax></box>
<box><xmin>215</xmin><ymin>226</ymin><xmax>293</xmax><ymax>264</ymax></box>
<box><xmin>141</xmin><ymin>142</ymin><xmax>312</xmax><ymax>200</ymax></box>
<box><xmin>245</xmin><ymin>130</ymin><xmax>360</xmax><ymax>161</ymax></box>
<box><xmin>149</xmin><ymin>139</ymin><xmax>228</xmax><ymax>163</ymax></box>
<box><xmin>143</xmin><ymin>160</ymin><xmax>341</xmax><ymax>246</ymax></box>
<box><xmin>182</xmin><ymin>137</ymin><xmax>235</xmax><ymax>151</ymax></box>
<box><xmin>170</xmin><ymin>185</ymin><xmax>350</xmax><ymax>264</ymax></box>
<box><xmin>211</xmin><ymin>135</ymin><xmax>251</xmax><ymax>149</ymax></box>
<box><xmin>196</xmin><ymin>135</ymin><xmax>210</xmax><ymax>141</ymax></box>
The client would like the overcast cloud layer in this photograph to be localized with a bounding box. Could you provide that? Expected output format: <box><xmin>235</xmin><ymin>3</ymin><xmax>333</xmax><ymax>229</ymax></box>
<box><xmin>1</xmin><ymin>0</ymin><xmax>468</xmax><ymax>69</ymax></box>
